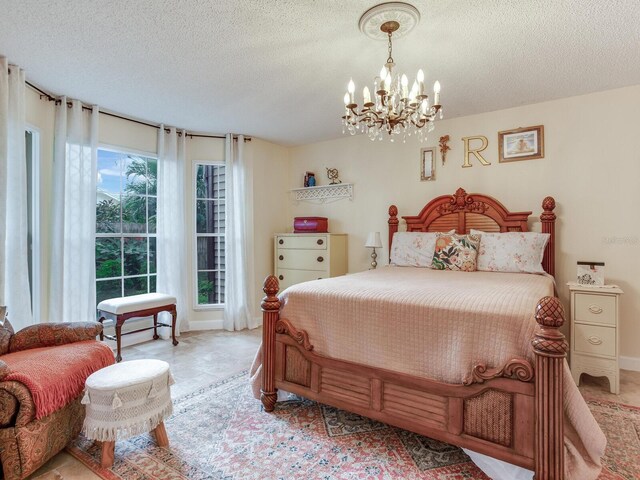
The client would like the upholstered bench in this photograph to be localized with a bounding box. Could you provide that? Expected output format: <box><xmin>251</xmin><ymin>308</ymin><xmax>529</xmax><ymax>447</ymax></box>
<box><xmin>82</xmin><ymin>359</ymin><xmax>174</xmax><ymax>468</ymax></box>
<box><xmin>97</xmin><ymin>293</ymin><xmax>178</xmax><ymax>362</ymax></box>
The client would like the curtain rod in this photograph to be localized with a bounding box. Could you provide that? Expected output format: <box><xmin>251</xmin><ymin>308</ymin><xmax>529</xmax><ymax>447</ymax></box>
<box><xmin>24</xmin><ymin>79</ymin><xmax>251</xmax><ymax>141</ymax></box>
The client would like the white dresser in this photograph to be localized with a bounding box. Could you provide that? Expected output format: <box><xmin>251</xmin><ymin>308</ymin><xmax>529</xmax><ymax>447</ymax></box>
<box><xmin>568</xmin><ymin>283</ymin><xmax>623</xmax><ymax>394</ymax></box>
<box><xmin>274</xmin><ymin>233</ymin><xmax>347</xmax><ymax>291</ymax></box>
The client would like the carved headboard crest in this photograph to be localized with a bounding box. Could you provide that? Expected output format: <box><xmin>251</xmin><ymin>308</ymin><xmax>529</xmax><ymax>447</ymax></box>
<box><xmin>437</xmin><ymin>188</ymin><xmax>490</xmax><ymax>215</ymax></box>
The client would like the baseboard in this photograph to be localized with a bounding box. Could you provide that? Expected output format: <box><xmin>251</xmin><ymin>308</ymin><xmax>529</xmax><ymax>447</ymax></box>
<box><xmin>101</xmin><ymin>317</ymin><xmax>175</xmax><ymax>350</ymax></box>
<box><xmin>620</xmin><ymin>356</ymin><xmax>640</xmax><ymax>372</ymax></box>
<box><xmin>101</xmin><ymin>329</ymin><xmax>155</xmax><ymax>350</ymax></box>
<box><xmin>189</xmin><ymin>319</ymin><xmax>224</xmax><ymax>331</ymax></box>
<box><xmin>187</xmin><ymin>317</ymin><xmax>262</xmax><ymax>331</ymax></box>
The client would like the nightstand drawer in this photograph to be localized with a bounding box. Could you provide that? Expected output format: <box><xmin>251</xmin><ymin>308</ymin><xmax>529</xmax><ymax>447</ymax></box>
<box><xmin>276</xmin><ymin>235</ymin><xmax>327</xmax><ymax>250</ymax></box>
<box><xmin>574</xmin><ymin>324</ymin><xmax>616</xmax><ymax>358</ymax></box>
<box><xmin>277</xmin><ymin>249</ymin><xmax>329</xmax><ymax>272</ymax></box>
<box><xmin>574</xmin><ymin>293</ymin><xmax>616</xmax><ymax>326</ymax></box>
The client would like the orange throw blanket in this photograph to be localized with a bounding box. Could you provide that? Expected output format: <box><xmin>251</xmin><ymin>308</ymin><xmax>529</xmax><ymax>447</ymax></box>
<box><xmin>2</xmin><ymin>341</ymin><xmax>114</xmax><ymax>420</ymax></box>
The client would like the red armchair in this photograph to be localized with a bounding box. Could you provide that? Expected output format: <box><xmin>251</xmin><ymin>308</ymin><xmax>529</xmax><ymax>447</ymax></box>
<box><xmin>0</xmin><ymin>318</ymin><xmax>114</xmax><ymax>480</ymax></box>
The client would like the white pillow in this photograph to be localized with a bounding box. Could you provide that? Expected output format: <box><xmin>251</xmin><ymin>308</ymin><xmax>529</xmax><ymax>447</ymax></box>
<box><xmin>471</xmin><ymin>229</ymin><xmax>550</xmax><ymax>274</ymax></box>
<box><xmin>390</xmin><ymin>231</ymin><xmax>453</xmax><ymax>267</ymax></box>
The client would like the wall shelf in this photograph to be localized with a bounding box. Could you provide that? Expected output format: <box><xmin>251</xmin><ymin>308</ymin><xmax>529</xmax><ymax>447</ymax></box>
<box><xmin>291</xmin><ymin>183</ymin><xmax>354</xmax><ymax>204</ymax></box>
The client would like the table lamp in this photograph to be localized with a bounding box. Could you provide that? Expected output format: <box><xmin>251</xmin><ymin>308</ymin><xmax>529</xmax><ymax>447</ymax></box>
<box><xmin>365</xmin><ymin>232</ymin><xmax>383</xmax><ymax>269</ymax></box>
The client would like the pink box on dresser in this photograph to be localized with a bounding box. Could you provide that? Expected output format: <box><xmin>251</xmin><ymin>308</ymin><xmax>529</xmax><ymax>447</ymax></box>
<box><xmin>293</xmin><ymin>217</ymin><xmax>328</xmax><ymax>233</ymax></box>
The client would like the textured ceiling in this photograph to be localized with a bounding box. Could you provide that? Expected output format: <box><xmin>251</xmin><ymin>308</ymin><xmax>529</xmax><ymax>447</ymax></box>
<box><xmin>1</xmin><ymin>0</ymin><xmax>639</xmax><ymax>146</ymax></box>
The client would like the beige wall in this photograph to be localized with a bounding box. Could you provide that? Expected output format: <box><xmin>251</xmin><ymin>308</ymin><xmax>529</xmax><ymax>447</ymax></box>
<box><xmin>24</xmin><ymin>88</ymin><xmax>289</xmax><ymax>331</ymax></box>
<box><xmin>288</xmin><ymin>85</ymin><xmax>640</xmax><ymax>363</ymax></box>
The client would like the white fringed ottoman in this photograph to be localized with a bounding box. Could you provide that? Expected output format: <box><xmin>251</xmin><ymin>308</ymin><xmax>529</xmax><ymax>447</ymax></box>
<box><xmin>81</xmin><ymin>359</ymin><xmax>174</xmax><ymax>468</ymax></box>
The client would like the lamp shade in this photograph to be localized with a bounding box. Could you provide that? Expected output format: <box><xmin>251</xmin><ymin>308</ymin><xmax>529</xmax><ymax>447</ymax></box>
<box><xmin>365</xmin><ymin>231</ymin><xmax>382</xmax><ymax>249</ymax></box>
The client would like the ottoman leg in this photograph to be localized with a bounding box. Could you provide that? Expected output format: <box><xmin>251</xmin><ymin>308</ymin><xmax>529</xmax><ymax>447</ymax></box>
<box><xmin>101</xmin><ymin>441</ymin><xmax>115</xmax><ymax>468</ymax></box>
<box><xmin>154</xmin><ymin>422</ymin><xmax>170</xmax><ymax>447</ymax></box>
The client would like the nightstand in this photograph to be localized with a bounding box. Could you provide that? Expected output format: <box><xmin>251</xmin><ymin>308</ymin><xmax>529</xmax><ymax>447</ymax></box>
<box><xmin>568</xmin><ymin>283</ymin><xmax>623</xmax><ymax>394</ymax></box>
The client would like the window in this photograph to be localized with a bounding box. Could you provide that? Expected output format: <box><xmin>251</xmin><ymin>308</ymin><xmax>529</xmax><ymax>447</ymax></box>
<box><xmin>195</xmin><ymin>163</ymin><xmax>226</xmax><ymax>306</ymax></box>
<box><xmin>25</xmin><ymin>129</ymin><xmax>40</xmax><ymax>316</ymax></box>
<box><xmin>95</xmin><ymin>148</ymin><xmax>157</xmax><ymax>306</ymax></box>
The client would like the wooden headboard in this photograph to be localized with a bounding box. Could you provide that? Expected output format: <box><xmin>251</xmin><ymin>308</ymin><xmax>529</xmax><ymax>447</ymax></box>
<box><xmin>388</xmin><ymin>187</ymin><xmax>557</xmax><ymax>276</ymax></box>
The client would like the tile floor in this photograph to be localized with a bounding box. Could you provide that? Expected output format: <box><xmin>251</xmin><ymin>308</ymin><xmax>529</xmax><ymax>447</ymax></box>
<box><xmin>28</xmin><ymin>329</ymin><xmax>640</xmax><ymax>479</ymax></box>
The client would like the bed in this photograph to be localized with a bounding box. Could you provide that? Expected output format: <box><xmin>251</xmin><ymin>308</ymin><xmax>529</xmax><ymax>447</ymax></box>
<box><xmin>255</xmin><ymin>188</ymin><xmax>605</xmax><ymax>480</ymax></box>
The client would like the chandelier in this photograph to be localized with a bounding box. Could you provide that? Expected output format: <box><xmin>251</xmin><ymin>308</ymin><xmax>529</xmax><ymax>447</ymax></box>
<box><xmin>341</xmin><ymin>3</ymin><xmax>442</xmax><ymax>142</ymax></box>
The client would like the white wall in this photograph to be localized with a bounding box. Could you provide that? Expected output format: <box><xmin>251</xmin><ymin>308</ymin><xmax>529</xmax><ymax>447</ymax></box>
<box><xmin>288</xmin><ymin>85</ymin><xmax>640</xmax><ymax>362</ymax></box>
<box><xmin>24</xmin><ymin>88</ymin><xmax>289</xmax><ymax>334</ymax></box>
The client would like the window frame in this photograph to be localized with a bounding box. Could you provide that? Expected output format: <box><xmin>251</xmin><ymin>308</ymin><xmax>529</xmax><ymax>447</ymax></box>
<box><xmin>192</xmin><ymin>160</ymin><xmax>226</xmax><ymax>310</ymax></box>
<box><xmin>95</xmin><ymin>144</ymin><xmax>158</xmax><ymax>304</ymax></box>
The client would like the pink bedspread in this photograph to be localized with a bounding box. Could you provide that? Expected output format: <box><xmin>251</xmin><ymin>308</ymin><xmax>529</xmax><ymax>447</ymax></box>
<box><xmin>251</xmin><ymin>267</ymin><xmax>606</xmax><ymax>479</ymax></box>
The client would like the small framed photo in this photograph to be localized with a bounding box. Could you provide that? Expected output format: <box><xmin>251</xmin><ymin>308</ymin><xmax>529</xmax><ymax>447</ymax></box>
<box><xmin>498</xmin><ymin>125</ymin><xmax>544</xmax><ymax>162</ymax></box>
<box><xmin>420</xmin><ymin>147</ymin><xmax>436</xmax><ymax>181</ymax></box>
<box><xmin>577</xmin><ymin>261</ymin><xmax>605</xmax><ymax>286</ymax></box>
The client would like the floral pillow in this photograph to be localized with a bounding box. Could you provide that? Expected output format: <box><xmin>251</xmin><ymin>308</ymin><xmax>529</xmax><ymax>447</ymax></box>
<box><xmin>471</xmin><ymin>229</ymin><xmax>550</xmax><ymax>274</ymax></box>
<box><xmin>431</xmin><ymin>233</ymin><xmax>481</xmax><ymax>272</ymax></box>
<box><xmin>390</xmin><ymin>231</ymin><xmax>454</xmax><ymax>267</ymax></box>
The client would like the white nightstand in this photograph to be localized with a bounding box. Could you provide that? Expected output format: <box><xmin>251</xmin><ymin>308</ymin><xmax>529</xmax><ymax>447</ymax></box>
<box><xmin>568</xmin><ymin>283</ymin><xmax>623</xmax><ymax>394</ymax></box>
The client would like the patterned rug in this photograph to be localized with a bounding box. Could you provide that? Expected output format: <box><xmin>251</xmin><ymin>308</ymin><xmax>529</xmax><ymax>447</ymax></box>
<box><xmin>67</xmin><ymin>372</ymin><xmax>640</xmax><ymax>480</ymax></box>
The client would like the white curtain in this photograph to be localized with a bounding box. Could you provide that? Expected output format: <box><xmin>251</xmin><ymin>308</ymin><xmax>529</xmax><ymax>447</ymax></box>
<box><xmin>156</xmin><ymin>127</ymin><xmax>187</xmax><ymax>334</ymax></box>
<box><xmin>0</xmin><ymin>57</ymin><xmax>33</xmax><ymax>329</ymax></box>
<box><xmin>49</xmin><ymin>98</ymin><xmax>98</xmax><ymax>322</ymax></box>
<box><xmin>224</xmin><ymin>134</ymin><xmax>256</xmax><ymax>331</ymax></box>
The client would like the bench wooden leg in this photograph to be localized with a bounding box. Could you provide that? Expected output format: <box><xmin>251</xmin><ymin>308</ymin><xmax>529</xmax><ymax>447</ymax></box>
<box><xmin>98</xmin><ymin>315</ymin><xmax>105</xmax><ymax>341</ymax></box>
<box><xmin>154</xmin><ymin>422</ymin><xmax>170</xmax><ymax>447</ymax></box>
<box><xmin>171</xmin><ymin>308</ymin><xmax>179</xmax><ymax>346</ymax></box>
<box><xmin>153</xmin><ymin>313</ymin><xmax>159</xmax><ymax>340</ymax></box>
<box><xmin>101</xmin><ymin>441</ymin><xmax>115</xmax><ymax>468</ymax></box>
<box><xmin>115</xmin><ymin>320</ymin><xmax>123</xmax><ymax>362</ymax></box>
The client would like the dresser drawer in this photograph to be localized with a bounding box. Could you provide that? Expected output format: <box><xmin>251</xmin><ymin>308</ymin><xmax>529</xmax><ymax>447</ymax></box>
<box><xmin>574</xmin><ymin>293</ymin><xmax>616</xmax><ymax>326</ymax></box>
<box><xmin>276</xmin><ymin>235</ymin><xmax>327</xmax><ymax>250</ymax></box>
<box><xmin>276</xmin><ymin>269</ymin><xmax>326</xmax><ymax>290</ymax></box>
<box><xmin>574</xmin><ymin>324</ymin><xmax>616</xmax><ymax>358</ymax></box>
<box><xmin>277</xmin><ymin>249</ymin><xmax>329</xmax><ymax>271</ymax></box>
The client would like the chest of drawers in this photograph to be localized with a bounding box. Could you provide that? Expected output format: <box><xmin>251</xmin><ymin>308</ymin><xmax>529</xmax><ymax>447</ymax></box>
<box><xmin>274</xmin><ymin>233</ymin><xmax>347</xmax><ymax>291</ymax></box>
<box><xmin>568</xmin><ymin>283</ymin><xmax>623</xmax><ymax>394</ymax></box>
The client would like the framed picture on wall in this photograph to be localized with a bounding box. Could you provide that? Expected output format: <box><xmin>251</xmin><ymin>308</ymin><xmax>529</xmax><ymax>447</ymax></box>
<box><xmin>420</xmin><ymin>147</ymin><xmax>436</xmax><ymax>181</ymax></box>
<box><xmin>498</xmin><ymin>125</ymin><xmax>544</xmax><ymax>162</ymax></box>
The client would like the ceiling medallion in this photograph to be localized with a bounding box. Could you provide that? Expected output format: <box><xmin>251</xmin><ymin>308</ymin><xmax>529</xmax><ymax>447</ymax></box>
<box><xmin>342</xmin><ymin>2</ymin><xmax>443</xmax><ymax>142</ymax></box>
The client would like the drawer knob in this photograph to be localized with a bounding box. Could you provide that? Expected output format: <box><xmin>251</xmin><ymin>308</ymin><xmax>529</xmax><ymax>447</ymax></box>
<box><xmin>587</xmin><ymin>335</ymin><xmax>603</xmax><ymax>345</ymax></box>
<box><xmin>278</xmin><ymin>275</ymin><xmax>284</xmax><ymax>281</ymax></box>
<box><xmin>317</xmin><ymin>256</ymin><xmax>324</xmax><ymax>262</ymax></box>
<box><xmin>279</xmin><ymin>255</ymin><xmax>284</xmax><ymax>261</ymax></box>
<box><xmin>588</xmin><ymin>304</ymin><xmax>603</xmax><ymax>314</ymax></box>
<box><xmin>278</xmin><ymin>239</ymin><xmax>284</xmax><ymax>245</ymax></box>
<box><xmin>317</xmin><ymin>239</ymin><xmax>324</xmax><ymax>245</ymax></box>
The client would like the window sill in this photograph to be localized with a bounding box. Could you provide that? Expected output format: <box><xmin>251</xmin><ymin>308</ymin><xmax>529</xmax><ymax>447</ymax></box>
<box><xmin>193</xmin><ymin>304</ymin><xmax>224</xmax><ymax>312</ymax></box>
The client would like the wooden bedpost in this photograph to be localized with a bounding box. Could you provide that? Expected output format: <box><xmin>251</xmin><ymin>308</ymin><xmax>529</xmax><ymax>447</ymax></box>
<box><xmin>261</xmin><ymin>275</ymin><xmax>281</xmax><ymax>412</ymax></box>
<box><xmin>388</xmin><ymin>205</ymin><xmax>399</xmax><ymax>258</ymax></box>
<box><xmin>532</xmin><ymin>296</ymin><xmax>568</xmax><ymax>480</ymax></box>
<box><xmin>541</xmin><ymin>197</ymin><xmax>556</xmax><ymax>277</ymax></box>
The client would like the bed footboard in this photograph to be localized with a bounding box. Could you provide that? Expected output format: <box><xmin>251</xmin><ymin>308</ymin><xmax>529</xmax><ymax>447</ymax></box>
<box><xmin>260</xmin><ymin>277</ymin><xmax>567</xmax><ymax>479</ymax></box>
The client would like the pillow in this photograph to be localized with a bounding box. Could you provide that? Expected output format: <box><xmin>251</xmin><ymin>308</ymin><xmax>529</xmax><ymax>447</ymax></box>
<box><xmin>390</xmin><ymin>231</ymin><xmax>454</xmax><ymax>267</ymax></box>
<box><xmin>431</xmin><ymin>233</ymin><xmax>481</xmax><ymax>272</ymax></box>
<box><xmin>471</xmin><ymin>229</ymin><xmax>550</xmax><ymax>274</ymax></box>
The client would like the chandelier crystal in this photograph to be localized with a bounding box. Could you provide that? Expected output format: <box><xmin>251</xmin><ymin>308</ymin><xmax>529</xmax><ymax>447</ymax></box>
<box><xmin>341</xmin><ymin>17</ymin><xmax>442</xmax><ymax>142</ymax></box>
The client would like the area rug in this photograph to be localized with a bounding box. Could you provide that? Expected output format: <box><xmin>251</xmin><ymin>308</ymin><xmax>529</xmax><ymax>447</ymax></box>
<box><xmin>67</xmin><ymin>371</ymin><xmax>640</xmax><ymax>480</ymax></box>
